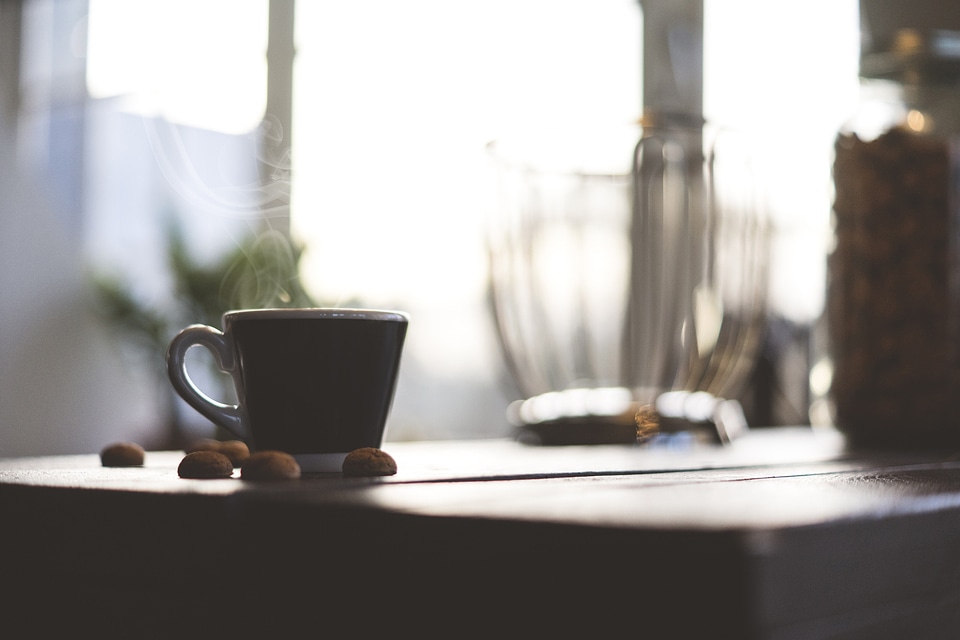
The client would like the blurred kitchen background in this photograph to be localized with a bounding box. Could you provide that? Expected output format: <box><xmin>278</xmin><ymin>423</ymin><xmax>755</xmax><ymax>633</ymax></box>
<box><xmin>0</xmin><ymin>0</ymin><xmax>858</xmax><ymax>455</ymax></box>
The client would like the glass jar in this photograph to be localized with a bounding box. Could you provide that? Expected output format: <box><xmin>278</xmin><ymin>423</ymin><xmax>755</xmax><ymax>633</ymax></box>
<box><xmin>486</xmin><ymin>117</ymin><xmax>769</xmax><ymax>445</ymax></box>
<box><xmin>828</xmin><ymin>28</ymin><xmax>960</xmax><ymax>449</ymax></box>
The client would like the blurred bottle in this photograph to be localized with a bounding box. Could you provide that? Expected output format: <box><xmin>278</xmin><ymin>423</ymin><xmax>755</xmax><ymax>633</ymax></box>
<box><xmin>828</xmin><ymin>1</ymin><xmax>960</xmax><ymax>449</ymax></box>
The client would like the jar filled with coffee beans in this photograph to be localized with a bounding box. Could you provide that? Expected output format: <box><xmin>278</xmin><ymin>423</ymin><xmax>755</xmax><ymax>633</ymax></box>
<box><xmin>829</xmin><ymin>26</ymin><xmax>960</xmax><ymax>449</ymax></box>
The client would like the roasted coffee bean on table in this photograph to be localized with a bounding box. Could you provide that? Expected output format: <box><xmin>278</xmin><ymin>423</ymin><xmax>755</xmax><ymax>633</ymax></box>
<box><xmin>185</xmin><ymin>438</ymin><xmax>250</xmax><ymax>467</ymax></box>
<box><xmin>100</xmin><ymin>442</ymin><xmax>145</xmax><ymax>467</ymax></box>
<box><xmin>184</xmin><ymin>438</ymin><xmax>221</xmax><ymax>454</ymax></box>
<box><xmin>240</xmin><ymin>450</ymin><xmax>301</xmax><ymax>481</ymax></box>
<box><xmin>342</xmin><ymin>447</ymin><xmax>398</xmax><ymax>477</ymax></box>
<box><xmin>177</xmin><ymin>450</ymin><xmax>235</xmax><ymax>479</ymax></box>
<box><xmin>216</xmin><ymin>440</ymin><xmax>250</xmax><ymax>467</ymax></box>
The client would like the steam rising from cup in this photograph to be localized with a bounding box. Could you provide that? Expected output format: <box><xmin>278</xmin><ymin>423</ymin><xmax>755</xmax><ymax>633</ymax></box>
<box><xmin>137</xmin><ymin>113</ymin><xmax>314</xmax><ymax>312</ymax></box>
<box><xmin>219</xmin><ymin>228</ymin><xmax>314</xmax><ymax>310</ymax></box>
<box><xmin>142</xmin><ymin>114</ymin><xmax>292</xmax><ymax>223</ymax></box>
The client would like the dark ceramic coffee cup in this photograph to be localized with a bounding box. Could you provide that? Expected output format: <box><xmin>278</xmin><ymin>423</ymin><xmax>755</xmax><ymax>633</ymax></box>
<box><xmin>167</xmin><ymin>308</ymin><xmax>408</xmax><ymax>472</ymax></box>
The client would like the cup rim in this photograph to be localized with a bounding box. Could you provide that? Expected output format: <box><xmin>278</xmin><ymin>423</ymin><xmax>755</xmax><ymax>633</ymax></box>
<box><xmin>223</xmin><ymin>308</ymin><xmax>409</xmax><ymax>323</ymax></box>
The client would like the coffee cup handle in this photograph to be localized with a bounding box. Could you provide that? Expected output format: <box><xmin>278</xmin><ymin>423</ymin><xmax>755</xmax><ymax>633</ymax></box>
<box><xmin>166</xmin><ymin>324</ymin><xmax>248</xmax><ymax>442</ymax></box>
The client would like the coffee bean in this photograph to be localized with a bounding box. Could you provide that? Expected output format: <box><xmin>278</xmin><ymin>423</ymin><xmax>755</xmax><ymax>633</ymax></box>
<box><xmin>100</xmin><ymin>442</ymin><xmax>145</xmax><ymax>467</ymax></box>
<box><xmin>177</xmin><ymin>450</ymin><xmax>234</xmax><ymax>479</ymax></box>
<box><xmin>342</xmin><ymin>447</ymin><xmax>397</xmax><ymax>477</ymax></box>
<box><xmin>218</xmin><ymin>440</ymin><xmax>250</xmax><ymax>467</ymax></box>
<box><xmin>184</xmin><ymin>439</ymin><xmax>250</xmax><ymax>467</ymax></box>
<box><xmin>240</xmin><ymin>451</ymin><xmax>301</xmax><ymax>481</ymax></box>
<box><xmin>184</xmin><ymin>438</ymin><xmax>221</xmax><ymax>454</ymax></box>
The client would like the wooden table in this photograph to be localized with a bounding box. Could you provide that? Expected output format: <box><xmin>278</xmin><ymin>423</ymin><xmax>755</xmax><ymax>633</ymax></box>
<box><xmin>3</xmin><ymin>426</ymin><xmax>960</xmax><ymax>638</ymax></box>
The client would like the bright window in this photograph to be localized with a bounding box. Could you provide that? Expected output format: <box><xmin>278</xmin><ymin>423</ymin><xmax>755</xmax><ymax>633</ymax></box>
<box><xmin>7</xmin><ymin>0</ymin><xmax>859</xmax><ymax>451</ymax></box>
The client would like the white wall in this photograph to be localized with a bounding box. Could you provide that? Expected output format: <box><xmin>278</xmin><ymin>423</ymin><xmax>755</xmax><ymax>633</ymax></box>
<box><xmin>0</xmin><ymin>110</ymin><xmax>162</xmax><ymax>456</ymax></box>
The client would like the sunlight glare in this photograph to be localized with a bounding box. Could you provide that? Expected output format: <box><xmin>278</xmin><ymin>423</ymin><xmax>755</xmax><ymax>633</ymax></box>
<box><xmin>86</xmin><ymin>0</ymin><xmax>269</xmax><ymax>135</ymax></box>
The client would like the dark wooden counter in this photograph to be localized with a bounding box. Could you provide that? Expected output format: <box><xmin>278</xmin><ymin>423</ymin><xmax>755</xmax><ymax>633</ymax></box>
<box><xmin>3</xmin><ymin>427</ymin><xmax>960</xmax><ymax>638</ymax></box>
